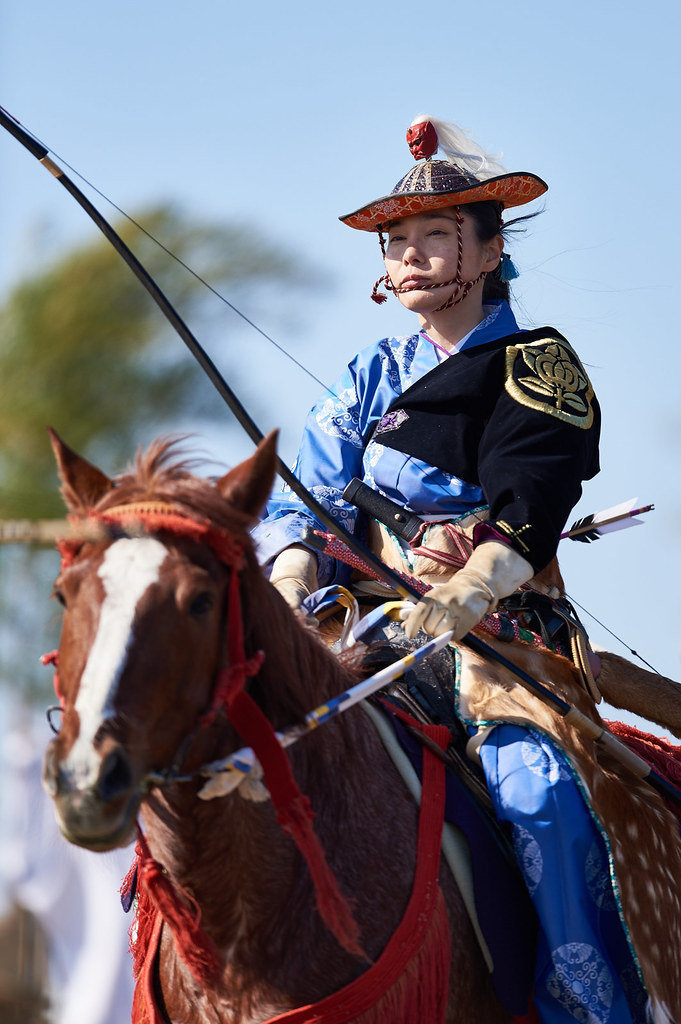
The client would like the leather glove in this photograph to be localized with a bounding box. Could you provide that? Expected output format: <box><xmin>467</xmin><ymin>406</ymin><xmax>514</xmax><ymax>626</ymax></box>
<box><xmin>269</xmin><ymin>545</ymin><xmax>319</xmax><ymax>611</ymax></box>
<box><xmin>402</xmin><ymin>540</ymin><xmax>534</xmax><ymax>640</ymax></box>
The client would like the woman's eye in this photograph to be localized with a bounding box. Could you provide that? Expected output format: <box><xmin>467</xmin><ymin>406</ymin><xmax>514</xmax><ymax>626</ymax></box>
<box><xmin>53</xmin><ymin>588</ymin><xmax>67</xmax><ymax>608</ymax></box>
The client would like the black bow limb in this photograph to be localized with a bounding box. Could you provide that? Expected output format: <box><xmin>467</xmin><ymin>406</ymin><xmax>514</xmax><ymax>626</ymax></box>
<box><xmin>3</xmin><ymin>106</ymin><xmax>680</xmax><ymax>813</ymax></box>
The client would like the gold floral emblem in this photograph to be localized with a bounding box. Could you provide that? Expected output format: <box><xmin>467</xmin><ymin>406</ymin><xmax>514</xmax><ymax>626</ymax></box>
<box><xmin>505</xmin><ymin>340</ymin><xmax>594</xmax><ymax>429</ymax></box>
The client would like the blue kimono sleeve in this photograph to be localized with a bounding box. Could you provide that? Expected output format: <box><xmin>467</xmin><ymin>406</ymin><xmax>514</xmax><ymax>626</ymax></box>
<box><xmin>252</xmin><ymin>355</ymin><xmax>377</xmax><ymax>586</ymax></box>
<box><xmin>252</xmin><ymin>333</ymin><xmax>461</xmax><ymax>584</ymax></box>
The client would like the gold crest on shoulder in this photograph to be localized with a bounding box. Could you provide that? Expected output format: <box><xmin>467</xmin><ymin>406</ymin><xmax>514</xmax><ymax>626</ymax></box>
<box><xmin>504</xmin><ymin>339</ymin><xmax>594</xmax><ymax>429</ymax></box>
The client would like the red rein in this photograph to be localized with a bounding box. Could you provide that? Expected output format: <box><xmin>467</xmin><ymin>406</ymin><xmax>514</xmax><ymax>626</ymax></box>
<box><xmin>266</xmin><ymin>718</ymin><xmax>453</xmax><ymax>1024</ymax></box>
<box><xmin>58</xmin><ymin>504</ymin><xmax>362</xmax><ymax>986</ymax></box>
<box><xmin>133</xmin><ymin>715</ymin><xmax>454</xmax><ymax>1024</ymax></box>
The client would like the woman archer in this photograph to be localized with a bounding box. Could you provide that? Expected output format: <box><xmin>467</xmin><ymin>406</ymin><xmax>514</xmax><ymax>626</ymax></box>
<box><xmin>253</xmin><ymin>116</ymin><xmax>650</xmax><ymax>1023</ymax></box>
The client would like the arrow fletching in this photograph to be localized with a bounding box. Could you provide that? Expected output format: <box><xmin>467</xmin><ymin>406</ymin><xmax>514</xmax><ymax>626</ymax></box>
<box><xmin>562</xmin><ymin>499</ymin><xmax>654</xmax><ymax>543</ymax></box>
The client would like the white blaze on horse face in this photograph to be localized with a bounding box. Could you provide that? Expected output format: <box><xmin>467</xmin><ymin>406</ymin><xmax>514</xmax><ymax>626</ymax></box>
<box><xmin>64</xmin><ymin>538</ymin><xmax>168</xmax><ymax>788</ymax></box>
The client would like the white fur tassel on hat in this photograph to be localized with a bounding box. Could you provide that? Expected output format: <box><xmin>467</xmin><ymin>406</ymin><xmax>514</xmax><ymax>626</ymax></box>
<box><xmin>409</xmin><ymin>114</ymin><xmax>507</xmax><ymax>180</ymax></box>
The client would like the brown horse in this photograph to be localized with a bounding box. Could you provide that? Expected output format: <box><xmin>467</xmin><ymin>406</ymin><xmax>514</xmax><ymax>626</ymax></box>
<box><xmin>42</xmin><ymin>429</ymin><xmax>512</xmax><ymax>1024</ymax></box>
<box><xmin>42</xmin><ymin>429</ymin><xmax>681</xmax><ymax>1024</ymax></box>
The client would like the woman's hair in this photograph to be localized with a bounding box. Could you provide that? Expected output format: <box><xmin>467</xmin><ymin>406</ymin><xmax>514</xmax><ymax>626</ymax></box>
<box><xmin>465</xmin><ymin>201</ymin><xmax>540</xmax><ymax>302</ymax></box>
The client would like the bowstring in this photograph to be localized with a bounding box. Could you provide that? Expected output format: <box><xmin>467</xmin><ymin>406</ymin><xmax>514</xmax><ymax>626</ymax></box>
<box><xmin>5</xmin><ymin>111</ymin><xmax>661</xmax><ymax>675</ymax></box>
<box><xmin>563</xmin><ymin>592</ymin><xmax>660</xmax><ymax>675</ymax></box>
<box><xmin>27</xmin><ymin>144</ymin><xmax>332</xmax><ymax>396</ymax></box>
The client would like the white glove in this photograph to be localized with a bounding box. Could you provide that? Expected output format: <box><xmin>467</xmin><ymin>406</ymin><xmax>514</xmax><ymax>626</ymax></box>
<box><xmin>269</xmin><ymin>545</ymin><xmax>319</xmax><ymax>611</ymax></box>
<box><xmin>402</xmin><ymin>540</ymin><xmax>534</xmax><ymax>640</ymax></box>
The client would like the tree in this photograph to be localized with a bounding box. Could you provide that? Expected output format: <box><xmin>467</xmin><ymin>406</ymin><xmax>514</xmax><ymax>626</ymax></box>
<box><xmin>0</xmin><ymin>205</ymin><xmax>316</xmax><ymax>698</ymax></box>
<box><xmin>0</xmin><ymin>204</ymin><xmax>314</xmax><ymax>518</ymax></box>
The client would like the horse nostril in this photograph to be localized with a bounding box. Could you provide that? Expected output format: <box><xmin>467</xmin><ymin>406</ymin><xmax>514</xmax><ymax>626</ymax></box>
<box><xmin>97</xmin><ymin>748</ymin><xmax>133</xmax><ymax>802</ymax></box>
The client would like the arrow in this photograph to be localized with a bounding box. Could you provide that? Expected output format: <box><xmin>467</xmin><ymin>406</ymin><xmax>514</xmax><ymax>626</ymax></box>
<box><xmin>562</xmin><ymin>499</ymin><xmax>654</xmax><ymax>543</ymax></box>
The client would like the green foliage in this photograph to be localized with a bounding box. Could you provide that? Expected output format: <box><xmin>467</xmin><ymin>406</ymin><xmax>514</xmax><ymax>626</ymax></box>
<box><xmin>0</xmin><ymin>204</ymin><xmax>314</xmax><ymax>699</ymax></box>
<box><xmin>0</xmin><ymin>204</ymin><xmax>311</xmax><ymax>517</ymax></box>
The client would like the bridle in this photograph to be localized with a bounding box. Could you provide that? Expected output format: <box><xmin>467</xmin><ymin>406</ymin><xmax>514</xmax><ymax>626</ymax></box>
<box><xmin>48</xmin><ymin>501</ymin><xmax>264</xmax><ymax>785</ymax></box>
<box><xmin>46</xmin><ymin>500</ymin><xmax>363</xmax><ymax>959</ymax></box>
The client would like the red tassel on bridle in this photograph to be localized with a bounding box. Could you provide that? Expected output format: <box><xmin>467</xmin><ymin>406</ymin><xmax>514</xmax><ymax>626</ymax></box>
<box><xmin>131</xmin><ymin>828</ymin><xmax>223</xmax><ymax>986</ymax></box>
<box><xmin>78</xmin><ymin>503</ymin><xmax>365</xmax><ymax>979</ymax></box>
<box><xmin>226</xmin><ymin>689</ymin><xmax>365</xmax><ymax>960</ymax></box>
<box><xmin>203</xmin><ymin>554</ymin><xmax>364</xmax><ymax>958</ymax></box>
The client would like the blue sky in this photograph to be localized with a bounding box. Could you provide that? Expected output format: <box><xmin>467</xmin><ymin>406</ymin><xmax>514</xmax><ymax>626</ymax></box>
<box><xmin>1</xmin><ymin>0</ymin><xmax>681</xmax><ymax>695</ymax></box>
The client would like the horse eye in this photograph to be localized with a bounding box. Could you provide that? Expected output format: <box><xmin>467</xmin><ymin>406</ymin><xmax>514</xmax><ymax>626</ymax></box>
<box><xmin>189</xmin><ymin>592</ymin><xmax>214</xmax><ymax>618</ymax></box>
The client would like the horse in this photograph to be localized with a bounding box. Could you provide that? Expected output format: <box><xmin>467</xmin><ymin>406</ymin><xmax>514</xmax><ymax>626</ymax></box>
<box><xmin>42</xmin><ymin>428</ymin><xmax>681</xmax><ymax>1023</ymax></box>
<box><xmin>42</xmin><ymin>428</ymin><xmax>516</xmax><ymax>1024</ymax></box>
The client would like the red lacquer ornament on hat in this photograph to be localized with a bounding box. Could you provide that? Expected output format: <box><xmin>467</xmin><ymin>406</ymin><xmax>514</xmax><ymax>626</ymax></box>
<box><xmin>406</xmin><ymin>120</ymin><xmax>439</xmax><ymax>160</ymax></box>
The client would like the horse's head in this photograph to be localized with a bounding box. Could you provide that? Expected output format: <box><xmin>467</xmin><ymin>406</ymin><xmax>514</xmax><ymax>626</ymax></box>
<box><xmin>43</xmin><ymin>429</ymin><xmax>277</xmax><ymax>852</ymax></box>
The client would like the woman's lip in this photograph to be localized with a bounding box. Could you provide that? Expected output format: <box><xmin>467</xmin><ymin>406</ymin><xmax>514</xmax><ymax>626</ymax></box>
<box><xmin>400</xmin><ymin>278</ymin><xmax>430</xmax><ymax>290</ymax></box>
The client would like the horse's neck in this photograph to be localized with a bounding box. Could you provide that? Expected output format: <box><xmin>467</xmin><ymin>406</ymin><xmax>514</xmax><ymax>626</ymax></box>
<box><xmin>142</xmin><ymin>777</ymin><xmax>302</xmax><ymax>941</ymax></box>
<box><xmin>140</xmin><ymin>605</ymin><xmax>376</xmax><ymax>944</ymax></box>
<box><xmin>141</xmin><ymin>583</ymin><xmax>424</xmax><ymax>1014</ymax></box>
<box><xmin>141</xmin><ymin>700</ymin><xmax>404</xmax><ymax>1013</ymax></box>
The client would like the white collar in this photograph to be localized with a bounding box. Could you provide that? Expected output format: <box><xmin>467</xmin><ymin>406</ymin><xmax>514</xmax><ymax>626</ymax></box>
<box><xmin>449</xmin><ymin>302</ymin><xmax>504</xmax><ymax>355</ymax></box>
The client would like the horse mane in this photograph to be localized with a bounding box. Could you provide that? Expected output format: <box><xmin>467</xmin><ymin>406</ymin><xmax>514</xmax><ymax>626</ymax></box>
<box><xmin>95</xmin><ymin>437</ymin><xmax>255</xmax><ymax>534</ymax></box>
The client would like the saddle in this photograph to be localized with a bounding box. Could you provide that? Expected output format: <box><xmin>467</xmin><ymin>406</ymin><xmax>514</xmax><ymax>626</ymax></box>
<box><xmin>312</xmin><ymin>511</ymin><xmax>681</xmax><ymax>1017</ymax></box>
<box><xmin>358</xmin><ymin>634</ymin><xmax>538</xmax><ymax>1016</ymax></box>
<box><xmin>349</xmin><ymin>507</ymin><xmax>601</xmax><ymax>703</ymax></box>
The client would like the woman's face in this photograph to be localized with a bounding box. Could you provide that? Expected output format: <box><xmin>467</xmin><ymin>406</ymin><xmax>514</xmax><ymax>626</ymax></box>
<box><xmin>383</xmin><ymin>209</ymin><xmax>500</xmax><ymax>314</ymax></box>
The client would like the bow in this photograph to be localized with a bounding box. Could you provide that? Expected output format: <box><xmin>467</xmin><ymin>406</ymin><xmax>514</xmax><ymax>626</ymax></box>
<box><xmin>4</xmin><ymin>106</ymin><xmax>680</xmax><ymax>812</ymax></box>
<box><xmin>0</xmin><ymin>104</ymin><xmax>414</xmax><ymax>599</ymax></box>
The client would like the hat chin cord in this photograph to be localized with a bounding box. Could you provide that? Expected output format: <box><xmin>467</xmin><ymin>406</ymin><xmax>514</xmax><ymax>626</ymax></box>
<box><xmin>372</xmin><ymin>207</ymin><xmax>486</xmax><ymax>310</ymax></box>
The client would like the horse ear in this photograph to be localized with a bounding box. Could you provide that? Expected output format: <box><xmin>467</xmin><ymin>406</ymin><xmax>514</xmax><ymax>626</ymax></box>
<box><xmin>216</xmin><ymin>430</ymin><xmax>279</xmax><ymax>519</ymax></box>
<box><xmin>48</xmin><ymin>428</ymin><xmax>114</xmax><ymax>513</ymax></box>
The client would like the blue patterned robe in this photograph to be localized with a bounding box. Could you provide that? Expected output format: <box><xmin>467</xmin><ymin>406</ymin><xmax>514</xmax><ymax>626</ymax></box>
<box><xmin>253</xmin><ymin>303</ymin><xmax>512</xmax><ymax>580</ymax></box>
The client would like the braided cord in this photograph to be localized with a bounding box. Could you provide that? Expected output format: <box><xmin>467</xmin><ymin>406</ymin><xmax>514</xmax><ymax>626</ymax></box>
<box><xmin>373</xmin><ymin>208</ymin><xmax>486</xmax><ymax>310</ymax></box>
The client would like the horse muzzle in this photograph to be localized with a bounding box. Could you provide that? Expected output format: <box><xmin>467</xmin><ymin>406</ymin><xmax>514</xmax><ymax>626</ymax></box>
<box><xmin>43</xmin><ymin>738</ymin><xmax>141</xmax><ymax>851</ymax></box>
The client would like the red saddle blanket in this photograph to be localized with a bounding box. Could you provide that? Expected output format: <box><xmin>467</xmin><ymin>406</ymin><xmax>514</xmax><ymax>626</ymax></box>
<box><xmin>607</xmin><ymin>720</ymin><xmax>681</xmax><ymax>822</ymax></box>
